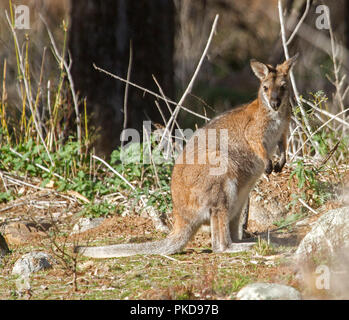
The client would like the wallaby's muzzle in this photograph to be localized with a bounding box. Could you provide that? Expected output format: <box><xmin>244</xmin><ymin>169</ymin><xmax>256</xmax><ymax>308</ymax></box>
<box><xmin>270</xmin><ymin>98</ymin><xmax>281</xmax><ymax>110</ymax></box>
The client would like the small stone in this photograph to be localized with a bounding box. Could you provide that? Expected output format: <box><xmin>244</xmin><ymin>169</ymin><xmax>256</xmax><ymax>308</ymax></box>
<box><xmin>236</xmin><ymin>282</ymin><xmax>301</xmax><ymax>300</ymax></box>
<box><xmin>3</xmin><ymin>221</ymin><xmax>51</xmax><ymax>245</ymax></box>
<box><xmin>71</xmin><ymin>217</ymin><xmax>105</xmax><ymax>234</ymax></box>
<box><xmin>12</xmin><ymin>251</ymin><xmax>54</xmax><ymax>276</ymax></box>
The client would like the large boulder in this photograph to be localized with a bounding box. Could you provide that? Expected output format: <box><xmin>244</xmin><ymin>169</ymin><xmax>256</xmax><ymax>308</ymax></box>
<box><xmin>236</xmin><ymin>282</ymin><xmax>301</xmax><ymax>300</ymax></box>
<box><xmin>294</xmin><ymin>206</ymin><xmax>349</xmax><ymax>264</ymax></box>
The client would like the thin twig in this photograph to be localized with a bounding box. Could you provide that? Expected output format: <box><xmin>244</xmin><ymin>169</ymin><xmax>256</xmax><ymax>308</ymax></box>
<box><xmin>91</xmin><ymin>154</ymin><xmax>136</xmax><ymax>191</ymax></box>
<box><xmin>298</xmin><ymin>198</ymin><xmax>319</xmax><ymax>215</ymax></box>
<box><xmin>40</xmin><ymin>15</ymin><xmax>82</xmax><ymax>146</ymax></box>
<box><xmin>121</xmin><ymin>41</ymin><xmax>133</xmax><ymax>148</ymax></box>
<box><xmin>286</xmin><ymin>0</ymin><xmax>310</xmax><ymax>46</ymax></box>
<box><xmin>277</xmin><ymin>0</ymin><xmax>319</xmax><ymax>156</ymax></box>
<box><xmin>160</xmin><ymin>14</ymin><xmax>219</xmax><ymax>146</ymax></box>
<box><xmin>5</xmin><ymin>176</ymin><xmax>46</xmax><ymax>191</ymax></box>
<box><xmin>5</xmin><ymin>11</ymin><xmax>54</xmax><ymax>166</ymax></box>
<box><xmin>289</xmin><ymin>105</ymin><xmax>349</xmax><ymax>161</ymax></box>
<box><xmin>92</xmin><ymin>63</ymin><xmax>209</xmax><ymax>121</ymax></box>
<box><xmin>9</xmin><ymin>148</ymin><xmax>67</xmax><ymax>181</ymax></box>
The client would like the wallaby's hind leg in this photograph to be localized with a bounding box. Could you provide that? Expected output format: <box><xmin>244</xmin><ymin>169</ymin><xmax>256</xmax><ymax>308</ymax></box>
<box><xmin>211</xmin><ymin>207</ymin><xmax>254</xmax><ymax>253</ymax></box>
<box><xmin>224</xmin><ymin>199</ymin><xmax>255</xmax><ymax>253</ymax></box>
<box><xmin>210</xmin><ymin>210</ymin><xmax>220</xmax><ymax>252</ymax></box>
<box><xmin>229</xmin><ymin>197</ymin><xmax>250</xmax><ymax>241</ymax></box>
<box><xmin>210</xmin><ymin>207</ymin><xmax>232</xmax><ymax>252</ymax></box>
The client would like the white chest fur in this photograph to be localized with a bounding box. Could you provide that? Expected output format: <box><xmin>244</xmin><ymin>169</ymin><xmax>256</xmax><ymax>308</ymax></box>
<box><xmin>264</xmin><ymin>109</ymin><xmax>286</xmax><ymax>156</ymax></box>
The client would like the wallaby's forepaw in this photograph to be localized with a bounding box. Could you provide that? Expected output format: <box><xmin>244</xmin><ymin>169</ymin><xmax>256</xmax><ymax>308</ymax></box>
<box><xmin>273</xmin><ymin>162</ymin><xmax>284</xmax><ymax>173</ymax></box>
<box><xmin>224</xmin><ymin>242</ymin><xmax>255</xmax><ymax>253</ymax></box>
<box><xmin>265</xmin><ymin>160</ymin><xmax>273</xmax><ymax>175</ymax></box>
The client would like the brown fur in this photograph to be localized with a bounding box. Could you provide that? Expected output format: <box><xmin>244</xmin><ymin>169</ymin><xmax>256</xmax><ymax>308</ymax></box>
<box><xmin>75</xmin><ymin>54</ymin><xmax>298</xmax><ymax>258</ymax></box>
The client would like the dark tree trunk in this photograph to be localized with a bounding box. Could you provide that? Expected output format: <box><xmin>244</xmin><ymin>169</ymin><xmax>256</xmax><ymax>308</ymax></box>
<box><xmin>69</xmin><ymin>0</ymin><xmax>174</xmax><ymax>156</ymax></box>
<box><xmin>346</xmin><ymin>0</ymin><xmax>349</xmax><ymax>51</ymax></box>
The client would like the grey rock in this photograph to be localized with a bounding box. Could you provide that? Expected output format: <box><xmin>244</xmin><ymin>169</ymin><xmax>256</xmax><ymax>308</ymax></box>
<box><xmin>236</xmin><ymin>282</ymin><xmax>301</xmax><ymax>300</ymax></box>
<box><xmin>294</xmin><ymin>206</ymin><xmax>349</xmax><ymax>264</ymax></box>
<box><xmin>12</xmin><ymin>251</ymin><xmax>54</xmax><ymax>276</ymax></box>
<box><xmin>71</xmin><ymin>217</ymin><xmax>105</xmax><ymax>234</ymax></box>
<box><xmin>15</xmin><ymin>274</ymin><xmax>31</xmax><ymax>297</ymax></box>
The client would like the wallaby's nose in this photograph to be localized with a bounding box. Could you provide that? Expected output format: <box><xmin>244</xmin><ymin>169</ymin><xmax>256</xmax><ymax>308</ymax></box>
<box><xmin>270</xmin><ymin>98</ymin><xmax>281</xmax><ymax>110</ymax></box>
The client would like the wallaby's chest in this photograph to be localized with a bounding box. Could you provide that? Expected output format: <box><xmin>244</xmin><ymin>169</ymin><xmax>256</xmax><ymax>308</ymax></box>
<box><xmin>263</xmin><ymin>111</ymin><xmax>288</xmax><ymax>153</ymax></box>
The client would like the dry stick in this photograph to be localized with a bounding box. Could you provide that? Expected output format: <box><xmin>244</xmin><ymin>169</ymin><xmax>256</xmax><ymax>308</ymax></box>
<box><xmin>154</xmin><ymin>100</ymin><xmax>174</xmax><ymax>160</ymax></box>
<box><xmin>277</xmin><ymin>1</ymin><xmax>300</xmax><ymax>100</ymax></box>
<box><xmin>5</xmin><ymin>11</ymin><xmax>54</xmax><ymax>166</ymax></box>
<box><xmin>36</xmin><ymin>47</ymin><xmax>47</xmax><ymax>123</ymax></box>
<box><xmin>152</xmin><ymin>75</ymin><xmax>184</xmax><ymax>158</ymax></box>
<box><xmin>301</xmin><ymin>98</ymin><xmax>349</xmax><ymax>127</ymax></box>
<box><xmin>91</xmin><ymin>154</ymin><xmax>168</xmax><ymax>232</ymax></box>
<box><xmin>298</xmin><ymin>198</ymin><xmax>319</xmax><ymax>215</ymax></box>
<box><xmin>160</xmin><ymin>14</ymin><xmax>219</xmax><ymax>146</ymax></box>
<box><xmin>277</xmin><ymin>0</ymin><xmax>319</xmax><ymax>156</ymax></box>
<box><xmin>290</xmin><ymin>106</ymin><xmax>349</xmax><ymax>162</ymax></box>
<box><xmin>326</xmin><ymin>9</ymin><xmax>347</xmax><ymax>136</ymax></box>
<box><xmin>40</xmin><ymin>15</ymin><xmax>82</xmax><ymax>146</ymax></box>
<box><xmin>9</xmin><ymin>147</ymin><xmax>68</xmax><ymax>182</ymax></box>
<box><xmin>262</xmin><ymin>1</ymin><xmax>349</xmax><ymax>72</ymax></box>
<box><xmin>0</xmin><ymin>171</ymin><xmax>8</xmax><ymax>193</ymax></box>
<box><xmin>321</xmin><ymin>141</ymin><xmax>340</xmax><ymax>167</ymax></box>
<box><xmin>143</xmin><ymin>125</ymin><xmax>161</xmax><ymax>190</ymax></box>
<box><xmin>154</xmin><ymin>101</ymin><xmax>168</xmax><ymax>127</ymax></box>
<box><xmin>91</xmin><ymin>154</ymin><xmax>137</xmax><ymax>192</ymax></box>
<box><xmin>92</xmin><ymin>63</ymin><xmax>209</xmax><ymax>122</ymax></box>
<box><xmin>0</xmin><ymin>201</ymin><xmax>27</xmax><ymax>213</ymax></box>
<box><xmin>152</xmin><ymin>75</ymin><xmax>183</xmax><ymax>134</ymax></box>
<box><xmin>5</xmin><ymin>176</ymin><xmax>46</xmax><ymax>191</ymax></box>
<box><xmin>46</xmin><ymin>80</ymin><xmax>55</xmax><ymax>150</ymax></box>
<box><xmin>287</xmin><ymin>124</ymin><xmax>301</xmax><ymax>156</ymax></box>
<box><xmin>290</xmin><ymin>116</ymin><xmax>316</xmax><ymax>157</ymax></box>
<box><xmin>121</xmin><ymin>41</ymin><xmax>133</xmax><ymax>148</ymax></box>
<box><xmin>285</xmin><ymin>0</ymin><xmax>310</xmax><ymax>46</ymax></box>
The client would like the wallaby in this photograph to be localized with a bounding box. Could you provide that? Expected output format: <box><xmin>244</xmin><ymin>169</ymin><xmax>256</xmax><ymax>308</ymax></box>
<box><xmin>75</xmin><ymin>54</ymin><xmax>298</xmax><ymax>258</ymax></box>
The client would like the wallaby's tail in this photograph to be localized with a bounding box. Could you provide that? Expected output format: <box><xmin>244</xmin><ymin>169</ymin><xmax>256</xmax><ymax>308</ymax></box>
<box><xmin>74</xmin><ymin>226</ymin><xmax>193</xmax><ymax>258</ymax></box>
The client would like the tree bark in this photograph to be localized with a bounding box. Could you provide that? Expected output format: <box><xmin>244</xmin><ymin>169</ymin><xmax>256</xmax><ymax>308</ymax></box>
<box><xmin>69</xmin><ymin>0</ymin><xmax>174</xmax><ymax>156</ymax></box>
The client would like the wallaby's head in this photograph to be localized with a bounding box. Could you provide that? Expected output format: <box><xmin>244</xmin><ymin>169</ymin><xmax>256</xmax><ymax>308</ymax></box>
<box><xmin>250</xmin><ymin>53</ymin><xmax>299</xmax><ymax>111</ymax></box>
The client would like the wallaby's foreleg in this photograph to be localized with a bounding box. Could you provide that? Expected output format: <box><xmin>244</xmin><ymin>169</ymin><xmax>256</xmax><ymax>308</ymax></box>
<box><xmin>229</xmin><ymin>197</ymin><xmax>250</xmax><ymax>241</ymax></box>
<box><xmin>246</xmin><ymin>133</ymin><xmax>273</xmax><ymax>175</ymax></box>
<box><xmin>273</xmin><ymin>131</ymin><xmax>287</xmax><ymax>173</ymax></box>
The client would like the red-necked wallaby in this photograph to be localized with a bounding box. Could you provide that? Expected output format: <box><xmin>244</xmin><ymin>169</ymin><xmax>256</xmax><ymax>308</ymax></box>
<box><xmin>75</xmin><ymin>54</ymin><xmax>298</xmax><ymax>258</ymax></box>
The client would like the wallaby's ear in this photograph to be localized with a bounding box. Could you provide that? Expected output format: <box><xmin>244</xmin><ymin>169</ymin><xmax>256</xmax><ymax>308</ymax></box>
<box><xmin>250</xmin><ymin>59</ymin><xmax>269</xmax><ymax>80</ymax></box>
<box><xmin>278</xmin><ymin>53</ymin><xmax>299</xmax><ymax>74</ymax></box>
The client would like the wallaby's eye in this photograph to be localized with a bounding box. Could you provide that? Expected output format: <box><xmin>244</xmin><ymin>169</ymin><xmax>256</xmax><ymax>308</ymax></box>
<box><xmin>263</xmin><ymin>86</ymin><xmax>268</xmax><ymax>92</ymax></box>
<box><xmin>280</xmin><ymin>83</ymin><xmax>287</xmax><ymax>90</ymax></box>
